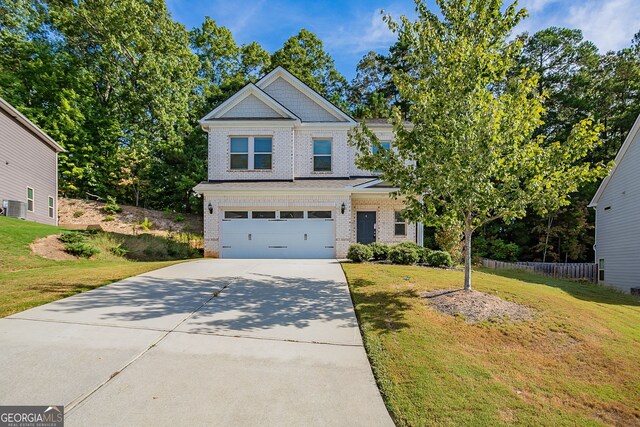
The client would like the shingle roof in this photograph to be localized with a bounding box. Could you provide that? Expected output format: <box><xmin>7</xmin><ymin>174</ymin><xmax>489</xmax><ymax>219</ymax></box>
<box><xmin>197</xmin><ymin>177</ymin><xmax>378</xmax><ymax>189</ymax></box>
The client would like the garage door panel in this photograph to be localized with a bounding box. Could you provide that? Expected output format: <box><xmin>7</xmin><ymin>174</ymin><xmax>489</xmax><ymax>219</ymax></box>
<box><xmin>221</xmin><ymin>216</ymin><xmax>335</xmax><ymax>259</ymax></box>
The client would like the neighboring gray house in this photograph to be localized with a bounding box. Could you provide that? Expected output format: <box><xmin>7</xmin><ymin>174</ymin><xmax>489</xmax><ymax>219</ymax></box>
<box><xmin>589</xmin><ymin>113</ymin><xmax>640</xmax><ymax>294</ymax></box>
<box><xmin>194</xmin><ymin>67</ymin><xmax>422</xmax><ymax>258</ymax></box>
<box><xmin>0</xmin><ymin>97</ymin><xmax>64</xmax><ymax>225</ymax></box>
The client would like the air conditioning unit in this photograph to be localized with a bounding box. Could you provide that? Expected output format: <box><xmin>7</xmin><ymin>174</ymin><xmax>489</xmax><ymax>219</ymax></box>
<box><xmin>3</xmin><ymin>200</ymin><xmax>27</xmax><ymax>219</ymax></box>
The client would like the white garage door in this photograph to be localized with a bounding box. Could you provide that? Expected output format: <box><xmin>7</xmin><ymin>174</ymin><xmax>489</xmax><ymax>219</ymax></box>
<box><xmin>220</xmin><ymin>209</ymin><xmax>335</xmax><ymax>258</ymax></box>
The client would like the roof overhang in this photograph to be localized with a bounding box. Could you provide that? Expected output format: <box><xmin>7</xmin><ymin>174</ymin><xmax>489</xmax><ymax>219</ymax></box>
<box><xmin>589</xmin><ymin>113</ymin><xmax>640</xmax><ymax>207</ymax></box>
<box><xmin>0</xmin><ymin>97</ymin><xmax>65</xmax><ymax>152</ymax></box>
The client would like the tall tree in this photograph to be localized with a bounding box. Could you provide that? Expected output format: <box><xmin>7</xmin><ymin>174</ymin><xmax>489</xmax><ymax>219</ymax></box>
<box><xmin>351</xmin><ymin>0</ymin><xmax>608</xmax><ymax>290</ymax></box>
<box><xmin>271</xmin><ymin>29</ymin><xmax>349</xmax><ymax>107</ymax></box>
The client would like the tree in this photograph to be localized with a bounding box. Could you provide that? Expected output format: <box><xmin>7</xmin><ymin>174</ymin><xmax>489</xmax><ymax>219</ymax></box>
<box><xmin>350</xmin><ymin>0</ymin><xmax>608</xmax><ymax>290</ymax></box>
<box><xmin>271</xmin><ymin>29</ymin><xmax>349</xmax><ymax>107</ymax></box>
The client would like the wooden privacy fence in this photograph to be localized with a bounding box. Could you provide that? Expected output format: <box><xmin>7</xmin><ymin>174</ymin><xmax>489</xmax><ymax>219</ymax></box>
<box><xmin>481</xmin><ymin>258</ymin><xmax>598</xmax><ymax>283</ymax></box>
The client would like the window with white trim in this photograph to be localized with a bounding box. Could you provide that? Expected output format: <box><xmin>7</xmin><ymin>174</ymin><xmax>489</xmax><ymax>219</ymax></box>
<box><xmin>313</xmin><ymin>139</ymin><xmax>332</xmax><ymax>172</ymax></box>
<box><xmin>48</xmin><ymin>196</ymin><xmax>54</xmax><ymax>218</ymax></box>
<box><xmin>394</xmin><ymin>211</ymin><xmax>406</xmax><ymax>236</ymax></box>
<box><xmin>230</xmin><ymin>136</ymin><xmax>272</xmax><ymax>170</ymax></box>
<box><xmin>27</xmin><ymin>187</ymin><xmax>34</xmax><ymax>212</ymax></box>
<box><xmin>598</xmin><ymin>258</ymin><xmax>605</xmax><ymax>281</ymax></box>
<box><xmin>372</xmin><ymin>141</ymin><xmax>391</xmax><ymax>173</ymax></box>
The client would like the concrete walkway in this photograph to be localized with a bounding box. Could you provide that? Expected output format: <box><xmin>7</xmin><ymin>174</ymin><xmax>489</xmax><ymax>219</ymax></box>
<box><xmin>0</xmin><ymin>259</ymin><xmax>393</xmax><ymax>426</ymax></box>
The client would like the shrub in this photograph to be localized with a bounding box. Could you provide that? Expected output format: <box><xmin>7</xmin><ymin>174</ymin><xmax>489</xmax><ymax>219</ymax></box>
<box><xmin>59</xmin><ymin>231</ymin><xmax>85</xmax><ymax>244</ymax></box>
<box><xmin>103</xmin><ymin>196</ymin><xmax>122</xmax><ymax>214</ymax></box>
<box><xmin>103</xmin><ymin>215</ymin><xmax>115</xmax><ymax>222</ymax></box>
<box><xmin>174</xmin><ymin>213</ymin><xmax>185</xmax><ymax>223</ymax></box>
<box><xmin>426</xmin><ymin>250</ymin><xmax>454</xmax><ymax>267</ymax></box>
<box><xmin>347</xmin><ymin>243</ymin><xmax>373</xmax><ymax>263</ymax></box>
<box><xmin>64</xmin><ymin>242</ymin><xmax>100</xmax><ymax>258</ymax></box>
<box><xmin>138</xmin><ymin>217</ymin><xmax>153</xmax><ymax>231</ymax></box>
<box><xmin>369</xmin><ymin>242</ymin><xmax>390</xmax><ymax>260</ymax></box>
<box><xmin>491</xmin><ymin>239</ymin><xmax>520</xmax><ymax>262</ymax></box>
<box><xmin>73</xmin><ymin>210</ymin><xmax>85</xmax><ymax>218</ymax></box>
<box><xmin>109</xmin><ymin>244</ymin><xmax>129</xmax><ymax>257</ymax></box>
<box><xmin>389</xmin><ymin>244</ymin><xmax>419</xmax><ymax>265</ymax></box>
<box><xmin>418</xmin><ymin>247</ymin><xmax>434</xmax><ymax>263</ymax></box>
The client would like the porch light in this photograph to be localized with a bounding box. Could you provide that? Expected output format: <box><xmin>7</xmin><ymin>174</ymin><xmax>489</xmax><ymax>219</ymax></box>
<box><xmin>341</xmin><ymin>202</ymin><xmax>346</xmax><ymax>214</ymax></box>
<box><xmin>208</xmin><ymin>202</ymin><xmax>213</xmax><ymax>214</ymax></box>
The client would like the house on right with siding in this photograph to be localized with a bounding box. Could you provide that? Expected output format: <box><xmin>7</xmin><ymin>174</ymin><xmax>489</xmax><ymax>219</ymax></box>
<box><xmin>589</xmin><ymin>113</ymin><xmax>640</xmax><ymax>295</ymax></box>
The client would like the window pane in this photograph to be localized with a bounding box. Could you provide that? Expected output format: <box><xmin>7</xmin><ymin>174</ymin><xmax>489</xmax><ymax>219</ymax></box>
<box><xmin>27</xmin><ymin>188</ymin><xmax>33</xmax><ymax>199</ymax></box>
<box><xmin>224</xmin><ymin>211</ymin><xmax>248</xmax><ymax>219</ymax></box>
<box><xmin>308</xmin><ymin>211</ymin><xmax>331</xmax><ymax>219</ymax></box>
<box><xmin>48</xmin><ymin>197</ymin><xmax>53</xmax><ymax>208</ymax></box>
<box><xmin>395</xmin><ymin>223</ymin><xmax>406</xmax><ymax>236</ymax></box>
<box><xmin>280</xmin><ymin>211</ymin><xmax>303</xmax><ymax>219</ymax></box>
<box><xmin>230</xmin><ymin>137</ymin><xmax>248</xmax><ymax>153</ymax></box>
<box><xmin>313</xmin><ymin>156</ymin><xmax>331</xmax><ymax>171</ymax></box>
<box><xmin>49</xmin><ymin>207</ymin><xmax>54</xmax><ymax>218</ymax></box>
<box><xmin>394</xmin><ymin>211</ymin><xmax>404</xmax><ymax>223</ymax></box>
<box><xmin>230</xmin><ymin>154</ymin><xmax>248</xmax><ymax>169</ymax></box>
<box><xmin>28</xmin><ymin>200</ymin><xmax>33</xmax><ymax>211</ymax></box>
<box><xmin>372</xmin><ymin>141</ymin><xmax>391</xmax><ymax>154</ymax></box>
<box><xmin>254</xmin><ymin>153</ymin><xmax>272</xmax><ymax>169</ymax></box>
<box><xmin>599</xmin><ymin>259</ymin><xmax>605</xmax><ymax>269</ymax></box>
<box><xmin>313</xmin><ymin>139</ymin><xmax>331</xmax><ymax>155</ymax></box>
<box><xmin>252</xmin><ymin>211</ymin><xmax>276</xmax><ymax>219</ymax></box>
<box><xmin>254</xmin><ymin>137</ymin><xmax>272</xmax><ymax>153</ymax></box>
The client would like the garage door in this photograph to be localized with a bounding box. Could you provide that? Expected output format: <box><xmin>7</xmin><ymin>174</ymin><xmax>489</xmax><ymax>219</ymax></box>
<box><xmin>220</xmin><ymin>209</ymin><xmax>335</xmax><ymax>258</ymax></box>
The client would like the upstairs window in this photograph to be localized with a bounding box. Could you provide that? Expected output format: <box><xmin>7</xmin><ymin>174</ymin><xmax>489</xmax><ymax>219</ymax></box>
<box><xmin>230</xmin><ymin>136</ymin><xmax>272</xmax><ymax>170</ymax></box>
<box><xmin>394</xmin><ymin>211</ymin><xmax>406</xmax><ymax>236</ymax></box>
<box><xmin>230</xmin><ymin>137</ymin><xmax>249</xmax><ymax>170</ymax></box>
<box><xmin>313</xmin><ymin>139</ymin><xmax>332</xmax><ymax>172</ymax></box>
<box><xmin>27</xmin><ymin>187</ymin><xmax>34</xmax><ymax>212</ymax></box>
<box><xmin>372</xmin><ymin>141</ymin><xmax>391</xmax><ymax>173</ymax></box>
<box><xmin>254</xmin><ymin>137</ymin><xmax>272</xmax><ymax>170</ymax></box>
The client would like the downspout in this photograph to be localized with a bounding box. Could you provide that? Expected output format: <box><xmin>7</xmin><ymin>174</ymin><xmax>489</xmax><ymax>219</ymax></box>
<box><xmin>416</xmin><ymin>222</ymin><xmax>424</xmax><ymax>246</ymax></box>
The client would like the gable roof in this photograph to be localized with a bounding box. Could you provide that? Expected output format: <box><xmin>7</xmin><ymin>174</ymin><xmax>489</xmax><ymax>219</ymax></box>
<box><xmin>256</xmin><ymin>67</ymin><xmax>355</xmax><ymax>123</ymax></box>
<box><xmin>0</xmin><ymin>97</ymin><xmax>64</xmax><ymax>152</ymax></box>
<box><xmin>200</xmin><ymin>83</ymin><xmax>300</xmax><ymax>124</ymax></box>
<box><xmin>589</xmin><ymin>113</ymin><xmax>640</xmax><ymax>207</ymax></box>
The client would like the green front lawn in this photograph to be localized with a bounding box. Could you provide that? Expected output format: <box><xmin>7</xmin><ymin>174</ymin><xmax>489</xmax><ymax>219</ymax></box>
<box><xmin>342</xmin><ymin>263</ymin><xmax>640</xmax><ymax>426</ymax></box>
<box><xmin>0</xmin><ymin>217</ymin><xmax>186</xmax><ymax>317</ymax></box>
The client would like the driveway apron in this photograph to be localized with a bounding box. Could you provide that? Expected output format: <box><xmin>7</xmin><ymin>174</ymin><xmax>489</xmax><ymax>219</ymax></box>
<box><xmin>0</xmin><ymin>259</ymin><xmax>393</xmax><ymax>426</ymax></box>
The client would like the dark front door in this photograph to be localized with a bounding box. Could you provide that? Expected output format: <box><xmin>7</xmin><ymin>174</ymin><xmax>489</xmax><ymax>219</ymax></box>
<box><xmin>357</xmin><ymin>211</ymin><xmax>376</xmax><ymax>244</ymax></box>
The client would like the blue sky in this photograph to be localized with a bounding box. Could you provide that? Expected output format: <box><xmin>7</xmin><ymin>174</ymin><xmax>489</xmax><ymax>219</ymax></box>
<box><xmin>166</xmin><ymin>0</ymin><xmax>640</xmax><ymax>81</ymax></box>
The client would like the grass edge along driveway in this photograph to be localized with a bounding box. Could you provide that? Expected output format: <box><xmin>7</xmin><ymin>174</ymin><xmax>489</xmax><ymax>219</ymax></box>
<box><xmin>342</xmin><ymin>262</ymin><xmax>640</xmax><ymax>427</ymax></box>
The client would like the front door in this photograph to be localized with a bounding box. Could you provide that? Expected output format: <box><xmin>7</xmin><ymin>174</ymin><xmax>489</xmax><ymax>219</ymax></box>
<box><xmin>356</xmin><ymin>211</ymin><xmax>376</xmax><ymax>244</ymax></box>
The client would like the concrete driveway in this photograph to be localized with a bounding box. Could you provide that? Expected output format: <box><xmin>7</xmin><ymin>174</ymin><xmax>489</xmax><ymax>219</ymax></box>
<box><xmin>0</xmin><ymin>259</ymin><xmax>393</xmax><ymax>426</ymax></box>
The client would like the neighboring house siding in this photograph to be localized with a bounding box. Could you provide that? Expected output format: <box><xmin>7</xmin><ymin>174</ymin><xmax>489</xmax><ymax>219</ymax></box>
<box><xmin>595</xmin><ymin>131</ymin><xmax>640</xmax><ymax>293</ymax></box>
<box><xmin>220</xmin><ymin>94</ymin><xmax>285</xmax><ymax>119</ymax></box>
<box><xmin>262</xmin><ymin>77</ymin><xmax>339</xmax><ymax>122</ymax></box>
<box><xmin>0</xmin><ymin>108</ymin><xmax>58</xmax><ymax>225</ymax></box>
<box><xmin>208</xmin><ymin>127</ymin><xmax>295</xmax><ymax>181</ymax></box>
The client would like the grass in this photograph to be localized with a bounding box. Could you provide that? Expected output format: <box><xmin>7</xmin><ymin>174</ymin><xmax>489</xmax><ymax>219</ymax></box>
<box><xmin>342</xmin><ymin>263</ymin><xmax>640</xmax><ymax>426</ymax></box>
<box><xmin>0</xmin><ymin>217</ymin><xmax>195</xmax><ymax>317</ymax></box>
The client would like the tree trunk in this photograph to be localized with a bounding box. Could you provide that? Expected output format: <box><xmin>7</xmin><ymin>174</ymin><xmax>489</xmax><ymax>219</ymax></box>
<box><xmin>464</xmin><ymin>226</ymin><xmax>472</xmax><ymax>291</ymax></box>
<box><xmin>542</xmin><ymin>216</ymin><xmax>553</xmax><ymax>263</ymax></box>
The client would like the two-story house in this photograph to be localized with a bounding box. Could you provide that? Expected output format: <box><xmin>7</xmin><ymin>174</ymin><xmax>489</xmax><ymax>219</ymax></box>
<box><xmin>194</xmin><ymin>67</ymin><xmax>422</xmax><ymax>258</ymax></box>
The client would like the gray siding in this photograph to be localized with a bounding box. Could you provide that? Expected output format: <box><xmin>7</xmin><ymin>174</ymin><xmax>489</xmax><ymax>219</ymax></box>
<box><xmin>594</xmin><ymin>129</ymin><xmax>640</xmax><ymax>293</ymax></box>
<box><xmin>0</xmin><ymin>108</ymin><xmax>58</xmax><ymax>225</ymax></box>
<box><xmin>220</xmin><ymin>94</ymin><xmax>286</xmax><ymax>119</ymax></box>
<box><xmin>262</xmin><ymin>77</ymin><xmax>341</xmax><ymax>122</ymax></box>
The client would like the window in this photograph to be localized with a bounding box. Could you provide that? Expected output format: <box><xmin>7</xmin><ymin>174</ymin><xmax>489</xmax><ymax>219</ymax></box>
<box><xmin>254</xmin><ymin>137</ymin><xmax>272</xmax><ymax>169</ymax></box>
<box><xmin>230</xmin><ymin>136</ymin><xmax>272</xmax><ymax>170</ymax></box>
<box><xmin>313</xmin><ymin>139</ymin><xmax>332</xmax><ymax>172</ymax></box>
<box><xmin>27</xmin><ymin>187</ymin><xmax>34</xmax><ymax>212</ymax></box>
<box><xmin>252</xmin><ymin>211</ymin><xmax>276</xmax><ymax>219</ymax></box>
<box><xmin>280</xmin><ymin>211</ymin><xmax>304</xmax><ymax>219</ymax></box>
<box><xmin>224</xmin><ymin>211</ymin><xmax>248</xmax><ymax>219</ymax></box>
<box><xmin>48</xmin><ymin>196</ymin><xmax>54</xmax><ymax>218</ymax></box>
<box><xmin>308</xmin><ymin>211</ymin><xmax>332</xmax><ymax>219</ymax></box>
<box><xmin>598</xmin><ymin>258</ymin><xmax>605</xmax><ymax>281</ymax></box>
<box><xmin>230</xmin><ymin>137</ymin><xmax>249</xmax><ymax>170</ymax></box>
<box><xmin>372</xmin><ymin>141</ymin><xmax>391</xmax><ymax>173</ymax></box>
<box><xmin>394</xmin><ymin>211</ymin><xmax>406</xmax><ymax>236</ymax></box>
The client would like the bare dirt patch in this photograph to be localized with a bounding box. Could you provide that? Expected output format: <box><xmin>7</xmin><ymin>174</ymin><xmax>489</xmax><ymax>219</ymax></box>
<box><xmin>422</xmin><ymin>289</ymin><xmax>536</xmax><ymax>323</ymax></box>
<box><xmin>31</xmin><ymin>235</ymin><xmax>77</xmax><ymax>261</ymax></box>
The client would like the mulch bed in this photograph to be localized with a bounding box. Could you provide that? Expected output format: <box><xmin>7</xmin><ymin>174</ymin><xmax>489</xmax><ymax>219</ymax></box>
<box><xmin>422</xmin><ymin>288</ymin><xmax>536</xmax><ymax>323</ymax></box>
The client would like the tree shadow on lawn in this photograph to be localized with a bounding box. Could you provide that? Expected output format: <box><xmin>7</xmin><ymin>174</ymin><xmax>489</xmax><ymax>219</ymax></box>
<box><xmin>478</xmin><ymin>268</ymin><xmax>640</xmax><ymax>307</ymax></box>
<box><xmin>348</xmin><ymin>278</ymin><xmax>415</xmax><ymax>334</ymax></box>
